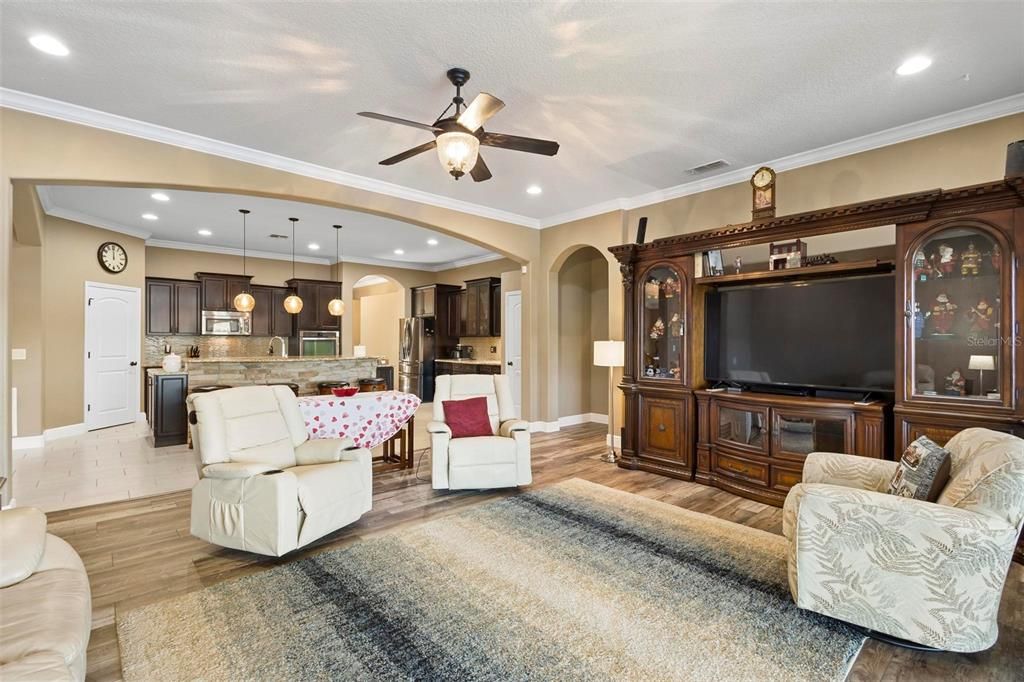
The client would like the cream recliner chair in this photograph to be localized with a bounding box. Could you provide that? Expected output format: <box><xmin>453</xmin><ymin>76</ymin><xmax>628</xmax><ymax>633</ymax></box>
<box><xmin>784</xmin><ymin>427</ymin><xmax>1024</xmax><ymax>652</ymax></box>
<box><xmin>188</xmin><ymin>385</ymin><xmax>372</xmax><ymax>557</ymax></box>
<box><xmin>0</xmin><ymin>508</ymin><xmax>91</xmax><ymax>681</ymax></box>
<box><xmin>429</xmin><ymin>374</ymin><xmax>531</xmax><ymax>490</ymax></box>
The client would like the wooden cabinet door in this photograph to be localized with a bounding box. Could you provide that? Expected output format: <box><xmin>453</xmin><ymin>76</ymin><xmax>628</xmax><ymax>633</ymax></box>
<box><xmin>489</xmin><ymin>282</ymin><xmax>501</xmax><ymax>336</ymax></box>
<box><xmin>201</xmin><ymin>275</ymin><xmax>228</xmax><ymax>310</ymax></box>
<box><xmin>464</xmin><ymin>282</ymin><xmax>482</xmax><ymax>335</ymax></box>
<box><xmin>271</xmin><ymin>288</ymin><xmax>295</xmax><ymax>337</ymax></box>
<box><xmin>250</xmin><ymin>287</ymin><xmax>273</xmax><ymax>336</ymax></box>
<box><xmin>770</xmin><ymin>408</ymin><xmax>853</xmax><ymax>463</ymax></box>
<box><xmin>146</xmin><ymin>280</ymin><xmax>174</xmax><ymax>335</ymax></box>
<box><xmin>639</xmin><ymin>397</ymin><xmax>684</xmax><ymax>461</ymax></box>
<box><xmin>317</xmin><ymin>283</ymin><xmax>342</xmax><ymax>330</ymax></box>
<box><xmin>710</xmin><ymin>400</ymin><xmax>770</xmax><ymax>458</ymax></box>
<box><xmin>174</xmin><ymin>281</ymin><xmax>201</xmax><ymax>335</ymax></box>
<box><xmin>226</xmin><ymin>278</ymin><xmax>248</xmax><ymax>309</ymax></box>
<box><xmin>458</xmin><ymin>290</ymin><xmax>468</xmax><ymax>336</ymax></box>
<box><xmin>292</xmin><ymin>282</ymin><xmax>317</xmax><ymax>331</ymax></box>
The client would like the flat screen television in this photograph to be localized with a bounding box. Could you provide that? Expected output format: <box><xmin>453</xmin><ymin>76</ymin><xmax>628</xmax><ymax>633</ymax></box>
<box><xmin>704</xmin><ymin>274</ymin><xmax>895</xmax><ymax>393</ymax></box>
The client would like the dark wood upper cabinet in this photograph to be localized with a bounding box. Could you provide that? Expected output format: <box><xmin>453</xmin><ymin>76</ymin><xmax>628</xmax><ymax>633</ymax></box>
<box><xmin>462</xmin><ymin>277</ymin><xmax>501</xmax><ymax>337</ymax></box>
<box><xmin>272</xmin><ymin>288</ymin><xmax>295</xmax><ymax>337</ymax></box>
<box><xmin>251</xmin><ymin>285</ymin><xmax>296</xmax><ymax>337</ymax></box>
<box><xmin>196</xmin><ymin>272</ymin><xmax>253</xmax><ymax>311</ymax></box>
<box><xmin>145</xmin><ymin>278</ymin><xmax>201</xmax><ymax>335</ymax></box>
<box><xmin>285</xmin><ymin>278</ymin><xmax>342</xmax><ymax>331</ymax></box>
<box><xmin>411</xmin><ymin>286</ymin><xmax>436</xmax><ymax>317</ymax></box>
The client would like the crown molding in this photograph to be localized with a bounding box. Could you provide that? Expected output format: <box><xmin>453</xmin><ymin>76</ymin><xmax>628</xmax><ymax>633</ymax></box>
<box><xmin>434</xmin><ymin>252</ymin><xmax>507</xmax><ymax>271</ymax></box>
<box><xmin>0</xmin><ymin>87</ymin><xmax>541</xmax><ymax>229</ymax></box>
<box><xmin>144</xmin><ymin>239</ymin><xmax>331</xmax><ymax>265</ymax></box>
<box><xmin>45</xmin><ymin>205</ymin><xmax>154</xmax><ymax>241</ymax></box>
<box><xmin>538</xmin><ymin>92</ymin><xmax>1024</xmax><ymax>227</ymax></box>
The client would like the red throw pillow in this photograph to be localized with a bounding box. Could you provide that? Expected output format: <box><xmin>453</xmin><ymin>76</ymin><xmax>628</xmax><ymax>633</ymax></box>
<box><xmin>442</xmin><ymin>396</ymin><xmax>493</xmax><ymax>438</ymax></box>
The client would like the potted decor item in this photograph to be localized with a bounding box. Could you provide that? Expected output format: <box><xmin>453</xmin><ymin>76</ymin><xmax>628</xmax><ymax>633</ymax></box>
<box><xmin>162</xmin><ymin>350</ymin><xmax>182</xmax><ymax>372</ymax></box>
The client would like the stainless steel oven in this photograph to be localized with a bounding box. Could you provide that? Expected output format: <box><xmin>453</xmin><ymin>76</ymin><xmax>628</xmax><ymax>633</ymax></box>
<box><xmin>299</xmin><ymin>330</ymin><xmax>340</xmax><ymax>356</ymax></box>
<box><xmin>200</xmin><ymin>310</ymin><xmax>251</xmax><ymax>336</ymax></box>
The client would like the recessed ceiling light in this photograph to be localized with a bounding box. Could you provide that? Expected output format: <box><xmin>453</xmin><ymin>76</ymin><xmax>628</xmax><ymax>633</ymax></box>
<box><xmin>427</xmin><ymin>238</ymin><xmax>439</xmax><ymax>246</ymax></box>
<box><xmin>393</xmin><ymin>249</ymin><xmax>405</xmax><ymax>255</ymax></box>
<box><xmin>150</xmin><ymin>192</ymin><xmax>170</xmax><ymax>202</ymax></box>
<box><xmin>141</xmin><ymin>213</ymin><xmax>158</xmax><ymax>221</ymax></box>
<box><xmin>197</xmin><ymin>229</ymin><xmax>212</xmax><ymax>236</ymax></box>
<box><xmin>308</xmin><ymin>243</ymin><xmax>320</xmax><ymax>251</ymax></box>
<box><xmin>29</xmin><ymin>34</ymin><xmax>69</xmax><ymax>57</ymax></box>
<box><xmin>896</xmin><ymin>56</ymin><xmax>932</xmax><ymax>76</ymax></box>
<box><xmin>526</xmin><ymin>185</ymin><xmax>542</xmax><ymax>195</ymax></box>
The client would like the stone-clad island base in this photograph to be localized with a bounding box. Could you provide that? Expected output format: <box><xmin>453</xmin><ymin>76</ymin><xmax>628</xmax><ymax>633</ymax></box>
<box><xmin>148</xmin><ymin>356</ymin><xmax>380</xmax><ymax>396</ymax></box>
<box><xmin>117</xmin><ymin>479</ymin><xmax>864</xmax><ymax>681</ymax></box>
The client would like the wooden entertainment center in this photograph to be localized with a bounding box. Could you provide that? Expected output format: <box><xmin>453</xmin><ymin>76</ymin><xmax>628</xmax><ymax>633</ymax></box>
<box><xmin>610</xmin><ymin>171</ymin><xmax>1024</xmax><ymax>508</ymax></box>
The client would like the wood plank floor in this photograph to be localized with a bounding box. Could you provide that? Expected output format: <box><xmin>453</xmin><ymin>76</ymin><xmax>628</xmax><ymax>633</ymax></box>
<box><xmin>46</xmin><ymin>424</ymin><xmax>1022</xmax><ymax>681</ymax></box>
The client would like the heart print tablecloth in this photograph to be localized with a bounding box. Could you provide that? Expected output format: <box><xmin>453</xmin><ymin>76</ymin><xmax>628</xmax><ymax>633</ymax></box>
<box><xmin>297</xmin><ymin>391</ymin><xmax>422</xmax><ymax>449</ymax></box>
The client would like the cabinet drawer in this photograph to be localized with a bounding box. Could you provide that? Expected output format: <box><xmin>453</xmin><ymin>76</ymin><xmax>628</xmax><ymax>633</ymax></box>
<box><xmin>713</xmin><ymin>450</ymin><xmax>769</xmax><ymax>487</ymax></box>
<box><xmin>770</xmin><ymin>464</ymin><xmax>804</xmax><ymax>492</ymax></box>
<box><xmin>640</xmin><ymin>398</ymin><xmax>683</xmax><ymax>461</ymax></box>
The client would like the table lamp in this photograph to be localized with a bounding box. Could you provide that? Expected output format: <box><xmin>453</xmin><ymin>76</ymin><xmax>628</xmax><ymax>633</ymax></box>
<box><xmin>594</xmin><ymin>340</ymin><xmax>625</xmax><ymax>463</ymax></box>
<box><xmin>968</xmin><ymin>355</ymin><xmax>995</xmax><ymax>396</ymax></box>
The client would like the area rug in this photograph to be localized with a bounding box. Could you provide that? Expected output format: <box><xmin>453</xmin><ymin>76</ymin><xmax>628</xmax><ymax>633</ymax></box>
<box><xmin>118</xmin><ymin>478</ymin><xmax>865</xmax><ymax>681</ymax></box>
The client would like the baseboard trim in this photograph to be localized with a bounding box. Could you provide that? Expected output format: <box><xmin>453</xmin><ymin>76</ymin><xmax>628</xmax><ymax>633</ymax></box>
<box><xmin>529</xmin><ymin>421</ymin><xmax>559</xmax><ymax>433</ymax></box>
<box><xmin>136</xmin><ymin>411</ymin><xmax>148</xmax><ymax>424</ymax></box>
<box><xmin>557</xmin><ymin>413</ymin><xmax>608</xmax><ymax>427</ymax></box>
<box><xmin>43</xmin><ymin>422</ymin><xmax>88</xmax><ymax>442</ymax></box>
<box><xmin>12</xmin><ymin>435</ymin><xmax>44</xmax><ymax>450</ymax></box>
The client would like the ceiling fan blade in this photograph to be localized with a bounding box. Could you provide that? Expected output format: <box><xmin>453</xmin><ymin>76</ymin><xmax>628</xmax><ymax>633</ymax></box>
<box><xmin>379</xmin><ymin>140</ymin><xmax>437</xmax><ymax>166</ymax></box>
<box><xmin>358</xmin><ymin>111</ymin><xmax>441</xmax><ymax>132</ymax></box>
<box><xmin>457</xmin><ymin>93</ymin><xmax>505</xmax><ymax>132</ymax></box>
<box><xmin>480</xmin><ymin>132</ymin><xmax>559</xmax><ymax>156</ymax></box>
<box><xmin>470</xmin><ymin>154</ymin><xmax>492</xmax><ymax>182</ymax></box>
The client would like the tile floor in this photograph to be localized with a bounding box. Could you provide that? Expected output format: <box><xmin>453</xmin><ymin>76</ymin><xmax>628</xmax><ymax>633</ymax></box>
<box><xmin>12</xmin><ymin>403</ymin><xmax>435</xmax><ymax>512</ymax></box>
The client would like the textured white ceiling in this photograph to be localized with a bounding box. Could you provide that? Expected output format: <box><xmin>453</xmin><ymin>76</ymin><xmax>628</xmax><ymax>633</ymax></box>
<box><xmin>38</xmin><ymin>185</ymin><xmax>498</xmax><ymax>270</ymax></box>
<box><xmin>3</xmin><ymin>2</ymin><xmax>1023</xmax><ymax>220</ymax></box>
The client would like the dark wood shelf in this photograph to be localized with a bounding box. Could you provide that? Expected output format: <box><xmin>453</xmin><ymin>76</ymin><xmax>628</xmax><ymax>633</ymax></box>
<box><xmin>696</xmin><ymin>259</ymin><xmax>895</xmax><ymax>286</ymax></box>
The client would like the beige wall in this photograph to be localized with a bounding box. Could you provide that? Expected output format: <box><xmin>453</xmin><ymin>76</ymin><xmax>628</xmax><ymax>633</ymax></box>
<box><xmin>42</xmin><ymin>216</ymin><xmax>147</xmax><ymax>429</ymax></box>
<box><xmin>556</xmin><ymin>247</ymin><xmax>609</xmax><ymax>418</ymax></box>
<box><xmin>146</xmin><ymin>246</ymin><xmax>332</xmax><ymax>284</ymax></box>
<box><xmin>356</xmin><ymin>289</ymin><xmax>403</xmax><ymax>364</ymax></box>
<box><xmin>9</xmin><ymin>238</ymin><xmax>43</xmax><ymax>436</ymax></box>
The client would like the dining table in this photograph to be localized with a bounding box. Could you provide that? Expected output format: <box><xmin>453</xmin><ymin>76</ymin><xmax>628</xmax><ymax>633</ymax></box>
<box><xmin>296</xmin><ymin>390</ymin><xmax>422</xmax><ymax>471</ymax></box>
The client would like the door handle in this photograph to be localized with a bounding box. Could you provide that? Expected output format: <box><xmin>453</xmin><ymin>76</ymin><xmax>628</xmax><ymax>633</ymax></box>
<box><xmin>507</xmin><ymin>361</ymin><xmax>513</xmax><ymax>366</ymax></box>
<box><xmin>130</xmin><ymin>361</ymin><xmax>138</xmax><ymax>366</ymax></box>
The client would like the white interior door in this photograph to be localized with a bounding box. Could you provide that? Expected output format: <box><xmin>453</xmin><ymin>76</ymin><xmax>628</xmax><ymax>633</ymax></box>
<box><xmin>85</xmin><ymin>282</ymin><xmax>140</xmax><ymax>430</ymax></box>
<box><xmin>504</xmin><ymin>291</ymin><xmax>523</xmax><ymax>416</ymax></box>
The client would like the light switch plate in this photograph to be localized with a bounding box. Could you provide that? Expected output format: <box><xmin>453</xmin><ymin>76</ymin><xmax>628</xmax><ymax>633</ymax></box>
<box><xmin>490</xmin><ymin>345</ymin><xmax>497</xmax><ymax>353</ymax></box>
<box><xmin>11</xmin><ymin>348</ymin><xmax>27</xmax><ymax>360</ymax></box>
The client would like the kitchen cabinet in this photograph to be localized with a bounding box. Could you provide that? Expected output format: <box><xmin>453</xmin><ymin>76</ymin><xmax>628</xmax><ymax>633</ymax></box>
<box><xmin>285</xmin><ymin>278</ymin><xmax>342</xmax><ymax>331</ymax></box>
<box><xmin>196</xmin><ymin>272</ymin><xmax>253</xmax><ymax>311</ymax></box>
<box><xmin>250</xmin><ymin>286</ymin><xmax>295</xmax><ymax>337</ymax></box>
<box><xmin>146</xmin><ymin>278</ymin><xmax>201</xmax><ymax>335</ymax></box>
<box><xmin>412</xmin><ymin>286</ymin><xmax>435</xmax><ymax>317</ymax></box>
<box><xmin>147</xmin><ymin>372</ymin><xmax>189</xmax><ymax>447</ymax></box>
<box><xmin>462</xmin><ymin>277</ymin><xmax>501</xmax><ymax>337</ymax></box>
<box><xmin>435</xmin><ymin>361</ymin><xmax>501</xmax><ymax>376</ymax></box>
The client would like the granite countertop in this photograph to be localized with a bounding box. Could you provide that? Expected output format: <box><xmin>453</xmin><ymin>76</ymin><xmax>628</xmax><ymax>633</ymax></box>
<box><xmin>147</xmin><ymin>368</ymin><xmax>186</xmax><ymax>376</ymax></box>
<box><xmin>185</xmin><ymin>356</ymin><xmax>381</xmax><ymax>364</ymax></box>
<box><xmin>435</xmin><ymin>358</ymin><xmax>503</xmax><ymax>366</ymax></box>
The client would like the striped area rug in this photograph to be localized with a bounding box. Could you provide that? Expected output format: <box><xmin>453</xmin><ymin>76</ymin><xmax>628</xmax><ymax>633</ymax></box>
<box><xmin>118</xmin><ymin>479</ymin><xmax>864</xmax><ymax>681</ymax></box>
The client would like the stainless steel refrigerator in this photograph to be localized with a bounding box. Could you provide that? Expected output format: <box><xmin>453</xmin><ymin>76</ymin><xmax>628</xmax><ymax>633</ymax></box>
<box><xmin>398</xmin><ymin>317</ymin><xmax>435</xmax><ymax>401</ymax></box>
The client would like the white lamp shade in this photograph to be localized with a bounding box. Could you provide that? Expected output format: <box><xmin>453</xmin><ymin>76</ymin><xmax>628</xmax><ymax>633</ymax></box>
<box><xmin>968</xmin><ymin>355</ymin><xmax>996</xmax><ymax>371</ymax></box>
<box><xmin>593</xmin><ymin>340</ymin><xmax>625</xmax><ymax>367</ymax></box>
<box><xmin>353</xmin><ymin>345</ymin><xmax>367</xmax><ymax>358</ymax></box>
<box><xmin>435</xmin><ymin>131</ymin><xmax>480</xmax><ymax>179</ymax></box>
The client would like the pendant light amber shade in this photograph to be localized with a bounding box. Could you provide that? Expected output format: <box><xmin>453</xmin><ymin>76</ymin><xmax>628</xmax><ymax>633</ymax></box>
<box><xmin>328</xmin><ymin>223</ymin><xmax>344</xmax><ymax>316</ymax></box>
<box><xmin>234</xmin><ymin>209</ymin><xmax>256</xmax><ymax>313</ymax></box>
<box><xmin>284</xmin><ymin>217</ymin><xmax>303</xmax><ymax>314</ymax></box>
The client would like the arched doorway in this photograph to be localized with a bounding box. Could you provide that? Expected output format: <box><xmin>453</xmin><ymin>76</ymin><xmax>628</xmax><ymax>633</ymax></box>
<box><xmin>350</xmin><ymin>274</ymin><xmax>405</xmax><ymax>367</ymax></box>
<box><xmin>554</xmin><ymin>246</ymin><xmax>610</xmax><ymax>425</ymax></box>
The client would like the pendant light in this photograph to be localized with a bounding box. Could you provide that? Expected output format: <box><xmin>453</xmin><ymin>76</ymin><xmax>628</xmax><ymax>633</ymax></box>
<box><xmin>282</xmin><ymin>217</ymin><xmax>304</xmax><ymax>314</ymax></box>
<box><xmin>232</xmin><ymin>209</ymin><xmax>256</xmax><ymax>313</ymax></box>
<box><xmin>327</xmin><ymin>224</ymin><xmax>345</xmax><ymax>316</ymax></box>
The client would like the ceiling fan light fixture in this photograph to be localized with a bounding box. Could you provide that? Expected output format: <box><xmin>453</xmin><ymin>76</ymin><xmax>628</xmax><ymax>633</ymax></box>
<box><xmin>436</xmin><ymin>131</ymin><xmax>480</xmax><ymax>179</ymax></box>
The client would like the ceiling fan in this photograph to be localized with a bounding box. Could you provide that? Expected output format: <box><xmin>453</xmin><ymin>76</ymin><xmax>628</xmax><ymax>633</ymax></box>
<box><xmin>358</xmin><ymin>67</ymin><xmax>559</xmax><ymax>182</ymax></box>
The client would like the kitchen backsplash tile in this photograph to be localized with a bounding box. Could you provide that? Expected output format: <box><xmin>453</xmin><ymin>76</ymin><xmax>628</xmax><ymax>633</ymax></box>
<box><xmin>145</xmin><ymin>335</ymin><xmax>277</xmax><ymax>365</ymax></box>
<box><xmin>455</xmin><ymin>336</ymin><xmax>502</xmax><ymax>361</ymax></box>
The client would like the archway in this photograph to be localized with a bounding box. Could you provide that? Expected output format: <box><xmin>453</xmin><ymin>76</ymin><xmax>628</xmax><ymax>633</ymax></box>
<box><xmin>350</xmin><ymin>273</ymin><xmax>406</xmax><ymax>367</ymax></box>
<box><xmin>553</xmin><ymin>245</ymin><xmax>610</xmax><ymax>427</ymax></box>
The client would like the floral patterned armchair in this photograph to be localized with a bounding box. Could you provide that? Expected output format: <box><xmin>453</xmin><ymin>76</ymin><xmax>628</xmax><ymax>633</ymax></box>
<box><xmin>783</xmin><ymin>427</ymin><xmax>1024</xmax><ymax>652</ymax></box>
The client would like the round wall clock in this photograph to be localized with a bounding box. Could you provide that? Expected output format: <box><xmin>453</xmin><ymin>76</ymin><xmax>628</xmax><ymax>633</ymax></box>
<box><xmin>97</xmin><ymin>241</ymin><xmax>128</xmax><ymax>273</ymax></box>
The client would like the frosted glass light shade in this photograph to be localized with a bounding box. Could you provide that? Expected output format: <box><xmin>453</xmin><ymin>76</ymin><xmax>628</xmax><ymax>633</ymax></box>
<box><xmin>233</xmin><ymin>291</ymin><xmax>255</xmax><ymax>313</ymax></box>
<box><xmin>283</xmin><ymin>294</ymin><xmax>303</xmax><ymax>314</ymax></box>
<box><xmin>327</xmin><ymin>298</ymin><xmax>345</xmax><ymax>316</ymax></box>
<box><xmin>593</xmin><ymin>340</ymin><xmax>624</xmax><ymax>367</ymax></box>
<box><xmin>436</xmin><ymin>131</ymin><xmax>480</xmax><ymax>179</ymax></box>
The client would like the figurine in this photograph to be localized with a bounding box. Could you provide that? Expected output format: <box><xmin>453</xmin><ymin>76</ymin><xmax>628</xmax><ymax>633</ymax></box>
<box><xmin>669</xmin><ymin>313</ymin><xmax>683</xmax><ymax>337</ymax></box>
<box><xmin>968</xmin><ymin>298</ymin><xmax>995</xmax><ymax>333</ymax></box>
<box><xmin>944</xmin><ymin>368</ymin><xmax>967</xmax><ymax>396</ymax></box>
<box><xmin>927</xmin><ymin>292</ymin><xmax>958</xmax><ymax>335</ymax></box>
<box><xmin>913</xmin><ymin>302</ymin><xmax>925</xmax><ymax>339</ymax></box>
<box><xmin>912</xmin><ymin>250</ymin><xmax>935</xmax><ymax>281</ymax></box>
<box><xmin>649</xmin><ymin>317</ymin><xmax>665</xmax><ymax>339</ymax></box>
<box><xmin>734</xmin><ymin>256</ymin><xmax>743</xmax><ymax>274</ymax></box>
<box><xmin>960</xmin><ymin>242</ymin><xmax>982</xmax><ymax>276</ymax></box>
<box><xmin>936</xmin><ymin>243</ymin><xmax>958</xmax><ymax>277</ymax></box>
<box><xmin>644</xmin><ymin>278</ymin><xmax>660</xmax><ymax>308</ymax></box>
<box><xmin>661</xmin><ymin>276</ymin><xmax>680</xmax><ymax>298</ymax></box>
<box><xmin>990</xmin><ymin>244</ymin><xmax>1001</xmax><ymax>272</ymax></box>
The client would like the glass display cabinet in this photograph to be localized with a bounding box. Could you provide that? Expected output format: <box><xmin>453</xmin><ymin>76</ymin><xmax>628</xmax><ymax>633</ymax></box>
<box><xmin>640</xmin><ymin>265</ymin><xmax>686</xmax><ymax>381</ymax></box>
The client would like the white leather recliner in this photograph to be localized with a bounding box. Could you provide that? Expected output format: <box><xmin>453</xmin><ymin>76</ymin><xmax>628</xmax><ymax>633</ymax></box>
<box><xmin>429</xmin><ymin>374</ymin><xmax>531</xmax><ymax>490</ymax></box>
<box><xmin>0</xmin><ymin>508</ymin><xmax>92</xmax><ymax>681</ymax></box>
<box><xmin>187</xmin><ymin>385</ymin><xmax>373</xmax><ymax>557</ymax></box>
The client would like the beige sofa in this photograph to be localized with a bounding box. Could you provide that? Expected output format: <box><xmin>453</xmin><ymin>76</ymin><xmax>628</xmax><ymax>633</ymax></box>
<box><xmin>0</xmin><ymin>508</ymin><xmax>92</xmax><ymax>681</ymax></box>
<box><xmin>188</xmin><ymin>385</ymin><xmax>373</xmax><ymax>557</ymax></box>
<box><xmin>428</xmin><ymin>374</ymin><xmax>531</xmax><ymax>490</ymax></box>
<box><xmin>784</xmin><ymin>427</ymin><xmax>1024</xmax><ymax>652</ymax></box>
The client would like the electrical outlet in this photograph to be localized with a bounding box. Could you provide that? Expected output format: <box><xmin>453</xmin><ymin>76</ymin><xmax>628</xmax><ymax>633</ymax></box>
<box><xmin>490</xmin><ymin>345</ymin><xmax>497</xmax><ymax>353</ymax></box>
<box><xmin>11</xmin><ymin>348</ymin><xmax>27</xmax><ymax>361</ymax></box>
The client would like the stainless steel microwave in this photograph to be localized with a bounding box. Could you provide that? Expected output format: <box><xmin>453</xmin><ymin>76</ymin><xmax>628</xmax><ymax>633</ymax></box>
<box><xmin>201</xmin><ymin>310</ymin><xmax>251</xmax><ymax>336</ymax></box>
